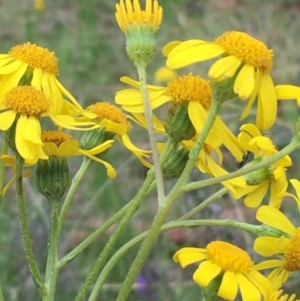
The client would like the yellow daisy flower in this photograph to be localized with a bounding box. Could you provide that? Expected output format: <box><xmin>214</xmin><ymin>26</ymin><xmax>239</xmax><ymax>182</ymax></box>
<box><xmin>254</xmin><ymin>206</ymin><xmax>300</xmax><ymax>287</ymax></box>
<box><xmin>115</xmin><ymin>73</ymin><xmax>244</xmax><ymax>162</ymax></box>
<box><xmin>41</xmin><ymin>131</ymin><xmax>116</xmax><ymax>178</ymax></box>
<box><xmin>174</xmin><ymin>241</ymin><xmax>272</xmax><ymax>301</ymax></box>
<box><xmin>0</xmin><ymin>42</ymin><xmax>82</xmax><ymax>115</ymax></box>
<box><xmin>0</xmin><ymin>86</ymin><xmax>96</xmax><ymax>162</ymax></box>
<box><xmin>166</xmin><ymin>31</ymin><xmax>277</xmax><ymax>130</ymax></box>
<box><xmin>233</xmin><ymin>124</ymin><xmax>291</xmax><ymax>208</ymax></box>
<box><xmin>86</xmin><ymin>102</ymin><xmax>151</xmax><ymax>168</ymax></box>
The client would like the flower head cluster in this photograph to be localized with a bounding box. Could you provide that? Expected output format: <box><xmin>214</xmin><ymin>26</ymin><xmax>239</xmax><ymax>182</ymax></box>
<box><xmin>174</xmin><ymin>241</ymin><xmax>272</xmax><ymax>301</ymax></box>
<box><xmin>166</xmin><ymin>31</ymin><xmax>276</xmax><ymax>130</ymax></box>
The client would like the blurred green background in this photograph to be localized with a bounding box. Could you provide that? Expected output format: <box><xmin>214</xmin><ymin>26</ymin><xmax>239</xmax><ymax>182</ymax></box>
<box><xmin>0</xmin><ymin>0</ymin><xmax>300</xmax><ymax>300</ymax></box>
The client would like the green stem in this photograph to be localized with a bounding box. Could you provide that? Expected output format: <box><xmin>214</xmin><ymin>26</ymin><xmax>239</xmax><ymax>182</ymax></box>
<box><xmin>59</xmin><ymin>201</ymin><xmax>138</xmax><ymax>269</ymax></box>
<box><xmin>115</xmin><ymin>88</ymin><xmax>222</xmax><ymax>301</ymax></box>
<box><xmin>58</xmin><ymin>157</ymin><xmax>92</xmax><ymax>234</ymax></box>
<box><xmin>92</xmin><ymin>217</ymin><xmax>264</xmax><ymax>295</ymax></box>
<box><xmin>16</xmin><ymin>154</ymin><xmax>46</xmax><ymax>296</ymax></box>
<box><xmin>0</xmin><ymin>132</ymin><xmax>8</xmax><ymax>205</ymax></box>
<box><xmin>43</xmin><ymin>198</ymin><xmax>60</xmax><ymax>301</ymax></box>
<box><xmin>74</xmin><ymin>169</ymin><xmax>156</xmax><ymax>301</ymax></box>
<box><xmin>136</xmin><ymin>63</ymin><xmax>165</xmax><ymax>206</ymax></box>
<box><xmin>178</xmin><ymin>187</ymin><xmax>228</xmax><ymax>221</ymax></box>
<box><xmin>184</xmin><ymin>139</ymin><xmax>300</xmax><ymax>192</ymax></box>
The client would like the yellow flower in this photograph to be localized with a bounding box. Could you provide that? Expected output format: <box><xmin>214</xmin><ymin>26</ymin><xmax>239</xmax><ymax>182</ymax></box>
<box><xmin>41</xmin><ymin>131</ymin><xmax>116</xmax><ymax>178</ymax></box>
<box><xmin>174</xmin><ymin>241</ymin><xmax>272</xmax><ymax>301</ymax></box>
<box><xmin>233</xmin><ymin>124</ymin><xmax>291</xmax><ymax>208</ymax></box>
<box><xmin>254</xmin><ymin>206</ymin><xmax>300</xmax><ymax>288</ymax></box>
<box><xmin>115</xmin><ymin>73</ymin><xmax>244</xmax><ymax>162</ymax></box>
<box><xmin>166</xmin><ymin>31</ymin><xmax>276</xmax><ymax>130</ymax></box>
<box><xmin>0</xmin><ymin>42</ymin><xmax>82</xmax><ymax>115</ymax></box>
<box><xmin>0</xmin><ymin>86</ymin><xmax>95</xmax><ymax>162</ymax></box>
<box><xmin>86</xmin><ymin>102</ymin><xmax>151</xmax><ymax>168</ymax></box>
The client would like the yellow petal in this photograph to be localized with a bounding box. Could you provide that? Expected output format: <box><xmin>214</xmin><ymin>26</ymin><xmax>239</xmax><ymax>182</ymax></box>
<box><xmin>256</xmin><ymin>74</ymin><xmax>277</xmax><ymax>130</ymax></box>
<box><xmin>244</xmin><ymin>182</ymin><xmax>269</xmax><ymax>208</ymax></box>
<box><xmin>254</xmin><ymin>236</ymin><xmax>289</xmax><ymax>256</ymax></box>
<box><xmin>173</xmin><ymin>247</ymin><xmax>207</xmax><ymax>268</ymax></box>
<box><xmin>236</xmin><ymin>273</ymin><xmax>261</xmax><ymax>301</ymax></box>
<box><xmin>209</xmin><ymin>55</ymin><xmax>241</xmax><ymax>80</ymax></box>
<box><xmin>193</xmin><ymin>260</ymin><xmax>221</xmax><ymax>287</ymax></box>
<box><xmin>0</xmin><ymin>110</ymin><xmax>16</xmax><ymax>130</ymax></box>
<box><xmin>234</xmin><ymin>64</ymin><xmax>255</xmax><ymax>99</ymax></box>
<box><xmin>275</xmin><ymin>84</ymin><xmax>300</xmax><ymax>106</ymax></box>
<box><xmin>0</xmin><ymin>63</ymin><xmax>28</xmax><ymax>95</ymax></box>
<box><xmin>167</xmin><ymin>42</ymin><xmax>224</xmax><ymax>69</ymax></box>
<box><xmin>162</xmin><ymin>41</ymin><xmax>182</xmax><ymax>57</ymax></box>
<box><xmin>254</xmin><ymin>259</ymin><xmax>283</xmax><ymax>270</ymax></box>
<box><xmin>218</xmin><ymin>270</ymin><xmax>238</xmax><ymax>301</ymax></box>
<box><xmin>256</xmin><ymin>206</ymin><xmax>296</xmax><ymax>235</ymax></box>
<box><xmin>0</xmin><ymin>59</ymin><xmax>23</xmax><ymax>74</ymax></box>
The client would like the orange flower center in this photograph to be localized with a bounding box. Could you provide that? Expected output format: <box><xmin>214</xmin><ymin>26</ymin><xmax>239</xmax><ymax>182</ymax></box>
<box><xmin>9</xmin><ymin>42</ymin><xmax>59</xmax><ymax>75</ymax></box>
<box><xmin>4</xmin><ymin>86</ymin><xmax>50</xmax><ymax>116</ymax></box>
<box><xmin>87</xmin><ymin>102</ymin><xmax>128</xmax><ymax>125</ymax></box>
<box><xmin>167</xmin><ymin>73</ymin><xmax>212</xmax><ymax>110</ymax></box>
<box><xmin>215</xmin><ymin>31</ymin><xmax>274</xmax><ymax>73</ymax></box>
<box><xmin>284</xmin><ymin>227</ymin><xmax>300</xmax><ymax>272</ymax></box>
<box><xmin>41</xmin><ymin>131</ymin><xmax>72</xmax><ymax>146</ymax></box>
<box><xmin>207</xmin><ymin>241</ymin><xmax>253</xmax><ymax>272</ymax></box>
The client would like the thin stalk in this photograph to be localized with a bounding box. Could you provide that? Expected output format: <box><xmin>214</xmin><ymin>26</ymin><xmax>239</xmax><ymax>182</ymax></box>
<box><xmin>43</xmin><ymin>198</ymin><xmax>60</xmax><ymax>301</ymax></box>
<box><xmin>178</xmin><ymin>187</ymin><xmax>228</xmax><ymax>221</ymax></box>
<box><xmin>115</xmin><ymin>94</ymin><xmax>221</xmax><ymax>301</ymax></box>
<box><xmin>92</xmin><ymin>217</ymin><xmax>264</xmax><ymax>295</ymax></box>
<box><xmin>16</xmin><ymin>154</ymin><xmax>46</xmax><ymax>296</ymax></box>
<box><xmin>59</xmin><ymin>184</ymin><xmax>152</xmax><ymax>270</ymax></box>
<box><xmin>74</xmin><ymin>169</ymin><xmax>156</xmax><ymax>301</ymax></box>
<box><xmin>58</xmin><ymin>157</ymin><xmax>92</xmax><ymax>233</ymax></box>
<box><xmin>185</xmin><ymin>140</ymin><xmax>300</xmax><ymax>192</ymax></box>
<box><xmin>136</xmin><ymin>63</ymin><xmax>165</xmax><ymax>206</ymax></box>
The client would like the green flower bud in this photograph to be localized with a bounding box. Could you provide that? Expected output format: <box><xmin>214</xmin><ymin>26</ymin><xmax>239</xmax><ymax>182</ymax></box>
<box><xmin>36</xmin><ymin>157</ymin><xmax>69</xmax><ymax>199</ymax></box>
<box><xmin>115</xmin><ymin>0</ymin><xmax>163</xmax><ymax>66</ymax></box>
<box><xmin>162</xmin><ymin>146</ymin><xmax>189</xmax><ymax>180</ymax></box>
<box><xmin>80</xmin><ymin>128</ymin><xmax>115</xmax><ymax>151</ymax></box>
<box><xmin>164</xmin><ymin>102</ymin><xmax>196</xmax><ymax>142</ymax></box>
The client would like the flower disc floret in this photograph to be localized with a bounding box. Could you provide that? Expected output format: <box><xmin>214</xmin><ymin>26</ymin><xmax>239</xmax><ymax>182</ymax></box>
<box><xmin>88</xmin><ymin>102</ymin><xmax>128</xmax><ymax>125</ymax></box>
<box><xmin>167</xmin><ymin>73</ymin><xmax>212</xmax><ymax>109</ymax></box>
<box><xmin>4</xmin><ymin>86</ymin><xmax>50</xmax><ymax>116</ymax></box>
<box><xmin>207</xmin><ymin>241</ymin><xmax>253</xmax><ymax>272</ymax></box>
<box><xmin>9</xmin><ymin>42</ymin><xmax>59</xmax><ymax>75</ymax></box>
<box><xmin>214</xmin><ymin>31</ymin><xmax>274</xmax><ymax>73</ymax></box>
<box><xmin>284</xmin><ymin>227</ymin><xmax>300</xmax><ymax>272</ymax></box>
<box><xmin>41</xmin><ymin>131</ymin><xmax>72</xmax><ymax>147</ymax></box>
